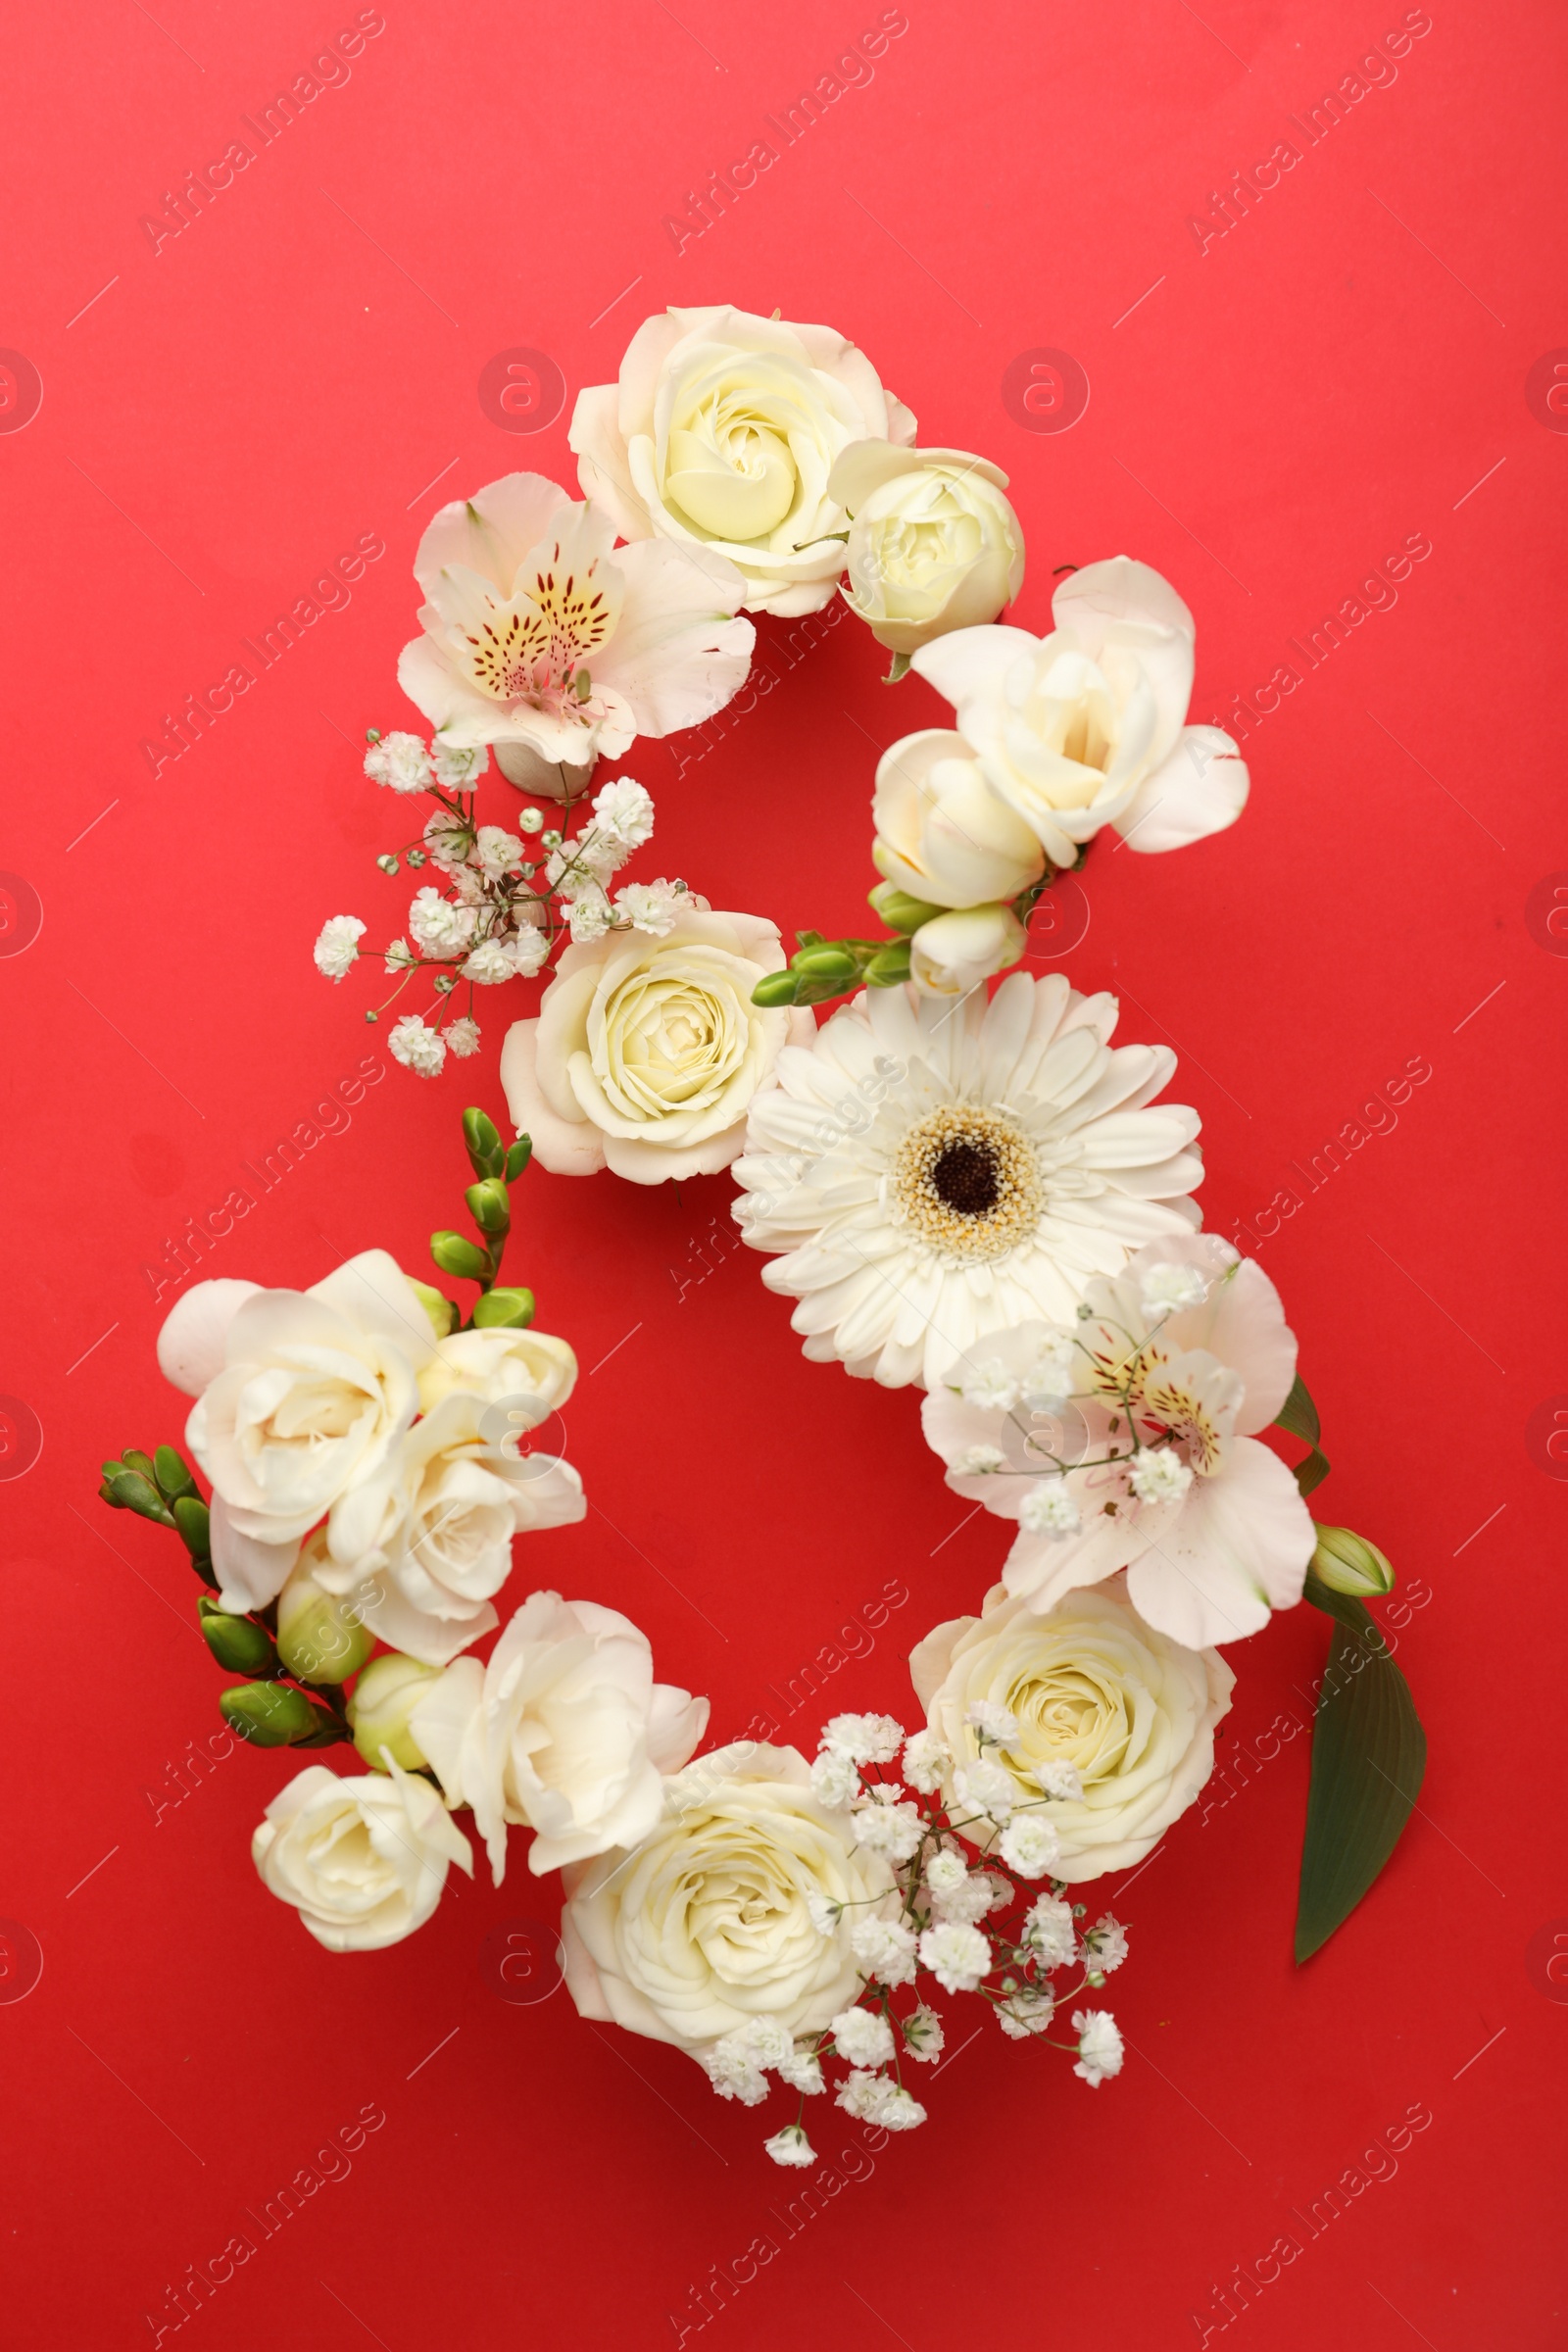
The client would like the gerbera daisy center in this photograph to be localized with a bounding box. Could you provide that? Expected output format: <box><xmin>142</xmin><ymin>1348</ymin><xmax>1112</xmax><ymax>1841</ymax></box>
<box><xmin>890</xmin><ymin>1105</ymin><xmax>1043</xmax><ymax>1263</ymax></box>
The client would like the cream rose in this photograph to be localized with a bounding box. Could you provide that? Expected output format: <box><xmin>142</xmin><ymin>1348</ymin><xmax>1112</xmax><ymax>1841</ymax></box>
<box><xmin>831</xmin><ymin>443</ymin><xmax>1025</xmax><ymax>654</ymax></box>
<box><xmin>161</xmin><ymin>1251</ymin><xmax>437</xmax><ymax>1614</ymax></box>
<box><xmin>500</xmin><ymin>906</ymin><xmax>814</xmax><ymax>1183</ymax></box>
<box><xmin>872</xmin><ymin>728</ymin><xmax>1045</xmax><ymax>908</ymax></box>
<box><xmin>910</xmin><ymin>1580</ymin><xmax>1233</xmax><ymax>1881</ymax></box>
<box><xmin>562</xmin><ymin>1743</ymin><xmax>896</xmax><ymax>2051</ymax></box>
<box><xmin>252</xmin><ymin>1760</ymin><xmax>472</xmax><ymax>1952</ymax></box>
<box><xmin>569</xmin><ymin>305</ymin><xmax>915</xmax><ymax>616</ymax></box>
<box><xmin>908</xmin><ymin>903</ymin><xmax>1027</xmax><ymax>999</ymax></box>
<box><xmin>911</xmin><ymin>557</ymin><xmax>1250</xmax><ymax>864</ymax></box>
<box><xmin>411</xmin><ymin>1591</ymin><xmax>709</xmax><ymax>1883</ymax></box>
<box><xmin>316</xmin><ymin>1391</ymin><xmax>584</xmax><ymax>1666</ymax></box>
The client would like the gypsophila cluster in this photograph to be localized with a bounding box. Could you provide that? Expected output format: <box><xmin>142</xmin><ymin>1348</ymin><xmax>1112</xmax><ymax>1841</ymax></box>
<box><xmin>718</xmin><ymin>1711</ymin><xmax>1131</xmax><ymax>2168</ymax></box>
<box><xmin>312</xmin><ymin>728</ymin><xmax>691</xmax><ymax>1077</ymax></box>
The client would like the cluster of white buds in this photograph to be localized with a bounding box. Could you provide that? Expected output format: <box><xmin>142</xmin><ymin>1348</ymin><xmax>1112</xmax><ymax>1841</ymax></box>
<box><xmin>708</xmin><ymin>1708</ymin><xmax>1129</xmax><ymax>2167</ymax></box>
<box><xmin>312</xmin><ymin>730</ymin><xmax>689</xmax><ymax>1077</ymax></box>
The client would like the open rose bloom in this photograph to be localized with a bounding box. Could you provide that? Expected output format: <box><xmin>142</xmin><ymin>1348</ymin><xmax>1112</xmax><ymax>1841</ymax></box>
<box><xmin>396</xmin><ymin>470</ymin><xmax>754</xmax><ymax>788</ymax></box>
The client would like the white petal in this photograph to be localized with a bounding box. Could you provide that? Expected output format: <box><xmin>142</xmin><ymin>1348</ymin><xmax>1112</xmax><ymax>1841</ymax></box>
<box><xmin>157</xmin><ymin>1280</ymin><xmax>261</xmax><ymax>1397</ymax></box>
<box><xmin>1116</xmin><ymin>728</ymin><xmax>1249</xmax><ymax>854</ymax></box>
<box><xmin>911</xmin><ymin>623</ymin><xmax>1041</xmax><ymax>712</ymax></box>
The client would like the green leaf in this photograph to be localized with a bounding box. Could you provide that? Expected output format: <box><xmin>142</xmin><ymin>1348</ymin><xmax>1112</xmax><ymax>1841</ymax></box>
<box><xmin>1295</xmin><ymin>1574</ymin><xmax>1427</xmax><ymax>1962</ymax></box>
<box><xmin>1274</xmin><ymin>1371</ymin><xmax>1331</xmax><ymax>1496</ymax></box>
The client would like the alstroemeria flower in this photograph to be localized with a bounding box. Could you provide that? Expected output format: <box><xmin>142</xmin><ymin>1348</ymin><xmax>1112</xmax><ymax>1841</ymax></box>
<box><xmin>922</xmin><ymin>1234</ymin><xmax>1314</xmax><ymax>1648</ymax></box>
<box><xmin>908</xmin><ymin>557</ymin><xmax>1249</xmax><ymax>863</ymax></box>
<box><xmin>396</xmin><ymin>471</ymin><xmax>755</xmax><ymax>786</ymax></box>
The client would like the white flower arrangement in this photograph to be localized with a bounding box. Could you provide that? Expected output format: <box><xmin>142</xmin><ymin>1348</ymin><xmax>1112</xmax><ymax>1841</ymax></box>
<box><xmin>111</xmin><ymin>297</ymin><xmax>1427</xmax><ymax>2174</ymax></box>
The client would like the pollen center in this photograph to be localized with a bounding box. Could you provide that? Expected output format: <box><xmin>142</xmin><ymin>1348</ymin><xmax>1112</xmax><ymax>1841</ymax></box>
<box><xmin>891</xmin><ymin>1105</ymin><xmax>1042</xmax><ymax>1263</ymax></box>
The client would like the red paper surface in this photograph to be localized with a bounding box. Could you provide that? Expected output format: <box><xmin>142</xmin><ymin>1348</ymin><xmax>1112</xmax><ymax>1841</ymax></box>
<box><xmin>1</xmin><ymin>2</ymin><xmax>1563</xmax><ymax>2345</ymax></box>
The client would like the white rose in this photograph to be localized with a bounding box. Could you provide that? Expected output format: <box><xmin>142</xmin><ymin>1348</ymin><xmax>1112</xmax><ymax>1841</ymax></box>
<box><xmin>911</xmin><ymin>557</ymin><xmax>1250</xmax><ymax>864</ymax></box>
<box><xmin>830</xmin><ymin>442</ymin><xmax>1025</xmax><ymax>654</ymax></box>
<box><xmin>909</xmin><ymin>1579</ymin><xmax>1233</xmax><ymax>1880</ymax></box>
<box><xmin>410</xmin><ymin>1591</ymin><xmax>710</xmax><ymax>1883</ymax></box>
<box><xmin>872</xmin><ymin>729</ymin><xmax>1045</xmax><ymax>909</ymax></box>
<box><xmin>569</xmin><ymin>305</ymin><xmax>916</xmax><ymax>617</ymax></box>
<box><xmin>500</xmin><ymin>906</ymin><xmax>815</xmax><ymax>1183</ymax></box>
<box><xmin>562</xmin><ymin>1742</ymin><xmax>897</xmax><ymax>2052</ymax></box>
<box><xmin>908</xmin><ymin>903</ymin><xmax>1028</xmax><ymax>999</ymax></box>
<box><xmin>159</xmin><ymin>1251</ymin><xmax>436</xmax><ymax>1614</ymax></box>
<box><xmin>318</xmin><ymin>1391</ymin><xmax>585</xmax><ymax>1666</ymax></box>
<box><xmin>252</xmin><ymin>1760</ymin><xmax>472</xmax><ymax>1952</ymax></box>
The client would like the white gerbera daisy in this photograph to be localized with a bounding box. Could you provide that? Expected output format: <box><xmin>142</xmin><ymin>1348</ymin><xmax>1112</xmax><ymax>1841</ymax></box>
<box><xmin>730</xmin><ymin>972</ymin><xmax>1203</xmax><ymax>1390</ymax></box>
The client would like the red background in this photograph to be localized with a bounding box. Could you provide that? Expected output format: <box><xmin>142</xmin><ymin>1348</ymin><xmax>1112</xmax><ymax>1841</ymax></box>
<box><xmin>1</xmin><ymin>1</ymin><xmax>1563</xmax><ymax>2344</ymax></box>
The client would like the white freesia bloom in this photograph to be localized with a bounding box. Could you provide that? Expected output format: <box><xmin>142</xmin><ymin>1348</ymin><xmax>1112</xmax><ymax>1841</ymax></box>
<box><xmin>159</xmin><ymin>1251</ymin><xmax>438</xmax><ymax>1613</ymax></box>
<box><xmin>395</xmin><ymin>471</ymin><xmax>754</xmax><ymax>787</ymax></box>
<box><xmin>909</xmin><ymin>557</ymin><xmax>1249</xmax><ymax>861</ymax></box>
<box><xmin>872</xmin><ymin>729</ymin><xmax>1044</xmax><ymax>909</ymax></box>
<box><xmin>318</xmin><ymin>1391</ymin><xmax>585</xmax><ymax>1667</ymax></box>
<box><xmin>937</xmin><ymin>1234</ymin><xmax>1316</xmax><ymax>1647</ymax></box>
<box><xmin>909</xmin><ymin>904</ymin><xmax>1028</xmax><ymax>999</ymax></box>
<box><xmin>910</xmin><ymin>1579</ymin><xmax>1234</xmax><ymax>1881</ymax></box>
<box><xmin>731</xmin><ymin>971</ymin><xmax>1202</xmax><ymax>1389</ymax></box>
<box><xmin>409</xmin><ymin>1591</ymin><xmax>709</xmax><ymax>1884</ymax></box>
<box><xmin>569</xmin><ymin>305</ymin><xmax>916</xmax><ymax>616</ymax></box>
<box><xmin>501</xmin><ymin>906</ymin><xmax>815</xmax><ymax>1183</ymax></box>
<box><xmin>416</xmin><ymin>1324</ymin><xmax>578</xmax><ymax>1418</ymax></box>
<box><xmin>561</xmin><ymin>1743</ymin><xmax>897</xmax><ymax>2053</ymax></box>
<box><xmin>251</xmin><ymin>1761</ymin><xmax>472</xmax><ymax>1952</ymax></box>
<box><xmin>830</xmin><ymin>442</ymin><xmax>1025</xmax><ymax>654</ymax></box>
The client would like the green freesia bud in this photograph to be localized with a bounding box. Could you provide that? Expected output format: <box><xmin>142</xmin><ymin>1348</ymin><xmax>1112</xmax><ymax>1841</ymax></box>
<box><xmin>751</xmin><ymin>970</ymin><xmax>802</xmax><ymax>1008</ymax></box>
<box><xmin>868</xmin><ymin>882</ymin><xmax>944</xmax><ymax>934</ymax></box>
<box><xmin>276</xmin><ymin>1568</ymin><xmax>375</xmax><ymax>1685</ymax></box>
<box><xmin>108</xmin><ymin>1469</ymin><xmax>175</xmax><ymax>1527</ymax></box>
<box><xmin>347</xmin><ymin>1653</ymin><xmax>440</xmax><ymax>1771</ymax></box>
<box><xmin>862</xmin><ymin>939</ymin><xmax>913</xmax><ymax>986</ymax></box>
<box><xmin>408</xmin><ymin>1277</ymin><xmax>459</xmax><ymax>1339</ymax></box>
<box><xmin>466</xmin><ymin>1177</ymin><xmax>511</xmax><ymax>1234</ymax></box>
<box><xmin>172</xmin><ymin>1495</ymin><xmax>211</xmax><ymax>1559</ymax></box>
<box><xmin>503</xmin><ymin>1137</ymin><xmax>532</xmax><ymax>1183</ymax></box>
<box><xmin>153</xmin><ymin>1446</ymin><xmax>198</xmax><ymax>1500</ymax></box>
<box><xmin>463</xmin><ymin>1105</ymin><xmax>504</xmax><ymax>1178</ymax></box>
<box><xmin>197</xmin><ymin>1597</ymin><xmax>277</xmax><ymax>1677</ymax></box>
<box><xmin>122</xmin><ymin>1448</ymin><xmax>158</xmax><ymax>1482</ymax></box>
<box><xmin>472</xmin><ymin>1285</ymin><xmax>535</xmax><ymax>1330</ymax></box>
<box><xmin>793</xmin><ymin>946</ymin><xmax>859</xmax><ymax>983</ymax></box>
<box><xmin>1310</xmin><ymin>1525</ymin><xmax>1396</xmax><ymax>1597</ymax></box>
<box><xmin>220</xmin><ymin>1681</ymin><xmax>318</xmax><ymax>1747</ymax></box>
<box><xmin>430</xmin><ymin>1230</ymin><xmax>492</xmax><ymax>1283</ymax></box>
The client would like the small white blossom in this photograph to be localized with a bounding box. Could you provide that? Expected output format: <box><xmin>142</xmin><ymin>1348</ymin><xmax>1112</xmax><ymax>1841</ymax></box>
<box><xmin>592</xmin><ymin>775</ymin><xmax>656</xmax><ymax>850</ymax></box>
<box><xmin>408</xmin><ymin>886</ymin><xmax>476</xmax><ymax>956</ymax></box>
<box><xmin>998</xmin><ymin>1984</ymin><xmax>1055</xmax><ymax>2040</ymax></box>
<box><xmin>876</xmin><ymin>2084</ymin><xmax>927</xmax><ymax>2132</ymax></box>
<box><xmin>423</xmin><ymin>811</ymin><xmax>472</xmax><ymax>870</ymax></box>
<box><xmin>926</xmin><ymin>1865</ymin><xmax>998</xmax><ymax>1928</ymax></box>
<box><xmin>1019</xmin><ymin>1329</ymin><xmax>1078</xmax><ymax>1406</ymax></box>
<box><xmin>1073</xmin><ymin>2008</ymin><xmax>1124</xmax><ymax>2087</ymax></box>
<box><xmin>901</xmin><ymin>1730</ymin><xmax>950</xmax><ymax>1794</ymax></box>
<box><xmin>917</xmin><ymin>1921</ymin><xmax>992</xmax><ymax>1994</ymax></box>
<box><xmin>763</xmin><ymin>2125</ymin><xmax>816</xmax><ymax>2168</ymax></box>
<box><xmin>1084</xmin><ymin>1914</ymin><xmax>1129</xmax><ymax>1975</ymax></box>
<box><xmin>924</xmin><ymin>1850</ymin><xmax>968</xmax><ymax>1898</ymax></box>
<box><xmin>952</xmin><ymin>1756</ymin><xmax>1017</xmax><ymax>1825</ymax></box>
<box><xmin>384</xmin><ymin>936</ymin><xmax>415</xmax><ymax>972</ymax></box>
<box><xmin>506</xmin><ymin>919</ymin><xmax>551</xmax><ymax>977</ymax></box>
<box><xmin>806</xmin><ymin>1890</ymin><xmax>842</xmax><ymax>1936</ymax></box>
<box><xmin>704</xmin><ymin>2048</ymin><xmax>768</xmax><ymax>2106</ymax></box>
<box><xmin>445</xmin><ymin>1016</ymin><xmax>480</xmax><ymax>1058</ymax></box>
<box><xmin>808</xmin><ymin>1750</ymin><xmax>861</xmax><ymax>1811</ymax></box>
<box><xmin>1000</xmin><ymin>1811</ymin><xmax>1062</xmax><ymax>1879</ymax></box>
<box><xmin>777</xmin><ymin>2044</ymin><xmax>825</xmax><ymax>2096</ymax></box>
<box><xmin>831</xmin><ymin>2007</ymin><xmax>894</xmax><ymax>2067</ymax></box>
<box><xmin>901</xmin><ymin>2004</ymin><xmax>944</xmax><ymax>2062</ymax></box>
<box><xmin>430</xmin><ymin>740</ymin><xmax>488</xmax><ymax>788</ymax></box>
<box><xmin>822</xmin><ymin>1714</ymin><xmax>905</xmax><ymax>1766</ymax></box>
<box><xmin>965</xmin><ymin>1700</ymin><xmax>1020</xmax><ymax>1746</ymax></box>
<box><xmin>835</xmin><ymin>2069</ymin><xmax>891</xmax><ymax>2122</ymax></box>
<box><xmin>1018</xmin><ymin>1479</ymin><xmax>1081</xmax><ymax>1539</ymax></box>
<box><xmin>365</xmin><ymin>730</ymin><xmax>432</xmax><ymax>794</ymax></box>
<box><xmin>387</xmin><ymin>1014</ymin><xmax>446</xmax><ymax>1077</ymax></box>
<box><xmin>850</xmin><ymin>1915</ymin><xmax>917</xmax><ymax>1987</ymax></box>
<box><xmin>1139</xmin><ymin>1260</ymin><xmax>1207</xmax><ymax>1317</ymax></box>
<box><xmin>954</xmin><ymin>1443</ymin><xmax>1004</xmax><ymax>1476</ymax></box>
<box><xmin>564</xmin><ymin>886</ymin><xmax>613</xmax><ymax>943</ymax></box>
<box><xmin>516</xmin><ymin>806</ymin><xmax>544</xmax><ymax>835</ymax></box>
<box><xmin>1033</xmin><ymin>1757</ymin><xmax>1084</xmax><ymax>1801</ymax></box>
<box><xmin>1128</xmin><ymin>1446</ymin><xmax>1195</xmax><ymax>1505</ymax></box>
<box><xmin>313</xmin><ymin>915</ymin><xmax>365</xmax><ymax>980</ymax></box>
<box><xmin>462</xmin><ymin>937</ymin><xmax>517</xmax><ymax>986</ymax></box>
<box><xmin>474</xmin><ymin>824</ymin><xmax>524</xmax><ymax>878</ymax></box>
<box><xmin>613</xmin><ymin>879</ymin><xmax>682</xmax><ymax>935</ymax></box>
<box><xmin>851</xmin><ymin>1801</ymin><xmax>925</xmax><ymax>1866</ymax></box>
<box><xmin>958</xmin><ymin>1356</ymin><xmax>1018</xmax><ymax>1412</ymax></box>
<box><xmin>1023</xmin><ymin>1895</ymin><xmax>1078</xmax><ymax>1970</ymax></box>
